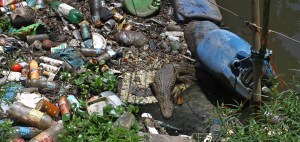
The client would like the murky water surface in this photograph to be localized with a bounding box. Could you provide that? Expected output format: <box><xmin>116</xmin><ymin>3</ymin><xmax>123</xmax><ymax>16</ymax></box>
<box><xmin>216</xmin><ymin>0</ymin><xmax>300</xmax><ymax>83</ymax></box>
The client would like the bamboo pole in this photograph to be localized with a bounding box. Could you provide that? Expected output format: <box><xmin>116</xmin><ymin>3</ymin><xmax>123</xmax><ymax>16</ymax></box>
<box><xmin>251</xmin><ymin>0</ymin><xmax>262</xmax><ymax>105</ymax></box>
<box><xmin>252</xmin><ymin>0</ymin><xmax>271</xmax><ymax>107</ymax></box>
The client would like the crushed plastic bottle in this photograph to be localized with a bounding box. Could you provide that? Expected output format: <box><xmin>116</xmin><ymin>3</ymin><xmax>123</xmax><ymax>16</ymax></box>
<box><xmin>12</xmin><ymin>6</ymin><xmax>36</xmax><ymax>28</ymax></box>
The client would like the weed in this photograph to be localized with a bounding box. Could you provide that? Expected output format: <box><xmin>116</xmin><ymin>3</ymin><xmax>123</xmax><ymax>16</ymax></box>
<box><xmin>215</xmin><ymin>77</ymin><xmax>300</xmax><ymax>141</ymax></box>
<box><xmin>59</xmin><ymin>103</ymin><xmax>145</xmax><ymax>142</ymax></box>
<box><xmin>0</xmin><ymin>120</ymin><xmax>14</xmax><ymax>141</ymax></box>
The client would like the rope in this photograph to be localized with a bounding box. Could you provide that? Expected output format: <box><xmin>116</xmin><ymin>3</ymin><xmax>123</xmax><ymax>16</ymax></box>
<box><xmin>208</xmin><ymin>0</ymin><xmax>300</xmax><ymax>46</ymax></box>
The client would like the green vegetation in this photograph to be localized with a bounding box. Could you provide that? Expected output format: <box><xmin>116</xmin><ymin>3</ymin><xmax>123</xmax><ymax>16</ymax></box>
<box><xmin>215</xmin><ymin>76</ymin><xmax>300</xmax><ymax>141</ymax></box>
<box><xmin>60</xmin><ymin>65</ymin><xmax>117</xmax><ymax>99</ymax></box>
<box><xmin>0</xmin><ymin>120</ymin><xmax>14</xmax><ymax>141</ymax></box>
<box><xmin>59</xmin><ymin>103</ymin><xmax>145</xmax><ymax>142</ymax></box>
<box><xmin>59</xmin><ymin>63</ymin><xmax>142</xmax><ymax>141</ymax></box>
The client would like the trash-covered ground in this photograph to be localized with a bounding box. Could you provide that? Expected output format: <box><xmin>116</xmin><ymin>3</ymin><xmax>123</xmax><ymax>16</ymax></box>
<box><xmin>0</xmin><ymin>0</ymin><xmax>226</xmax><ymax>141</ymax></box>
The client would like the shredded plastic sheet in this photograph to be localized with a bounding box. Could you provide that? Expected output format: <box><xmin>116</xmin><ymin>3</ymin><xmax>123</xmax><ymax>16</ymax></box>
<box><xmin>50</xmin><ymin>47</ymin><xmax>84</xmax><ymax>70</ymax></box>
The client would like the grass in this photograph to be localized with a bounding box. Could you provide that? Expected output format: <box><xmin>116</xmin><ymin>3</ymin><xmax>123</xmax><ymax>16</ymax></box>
<box><xmin>215</xmin><ymin>76</ymin><xmax>300</xmax><ymax>141</ymax></box>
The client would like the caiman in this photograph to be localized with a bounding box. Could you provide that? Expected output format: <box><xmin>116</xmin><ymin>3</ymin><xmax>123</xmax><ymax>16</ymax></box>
<box><xmin>150</xmin><ymin>63</ymin><xmax>195</xmax><ymax>119</ymax></box>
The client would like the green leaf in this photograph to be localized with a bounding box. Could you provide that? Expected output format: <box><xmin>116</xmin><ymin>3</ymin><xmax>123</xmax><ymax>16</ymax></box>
<box><xmin>75</xmin><ymin>76</ymin><xmax>84</xmax><ymax>85</ymax></box>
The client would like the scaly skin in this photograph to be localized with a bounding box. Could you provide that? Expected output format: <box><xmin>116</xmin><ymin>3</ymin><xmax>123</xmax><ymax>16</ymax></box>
<box><xmin>150</xmin><ymin>64</ymin><xmax>195</xmax><ymax>119</ymax></box>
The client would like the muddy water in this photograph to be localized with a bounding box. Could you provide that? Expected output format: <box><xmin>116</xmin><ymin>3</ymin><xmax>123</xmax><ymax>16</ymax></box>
<box><xmin>216</xmin><ymin>0</ymin><xmax>300</xmax><ymax>83</ymax></box>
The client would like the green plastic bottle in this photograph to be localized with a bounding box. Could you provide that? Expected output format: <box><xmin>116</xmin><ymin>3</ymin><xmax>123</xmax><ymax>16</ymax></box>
<box><xmin>50</xmin><ymin>1</ymin><xmax>83</xmax><ymax>24</ymax></box>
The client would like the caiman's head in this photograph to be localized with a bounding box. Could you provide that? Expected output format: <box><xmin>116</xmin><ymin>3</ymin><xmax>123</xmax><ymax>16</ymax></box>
<box><xmin>159</xmin><ymin>99</ymin><xmax>174</xmax><ymax>119</ymax></box>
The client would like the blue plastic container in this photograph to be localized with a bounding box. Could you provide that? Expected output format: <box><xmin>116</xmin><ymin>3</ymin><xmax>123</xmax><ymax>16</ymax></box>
<box><xmin>197</xmin><ymin>29</ymin><xmax>275</xmax><ymax>98</ymax></box>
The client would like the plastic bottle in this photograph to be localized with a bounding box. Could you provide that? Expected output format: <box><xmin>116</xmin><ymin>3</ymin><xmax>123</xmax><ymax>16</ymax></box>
<box><xmin>50</xmin><ymin>1</ymin><xmax>83</xmax><ymax>24</ymax></box>
<box><xmin>67</xmin><ymin>95</ymin><xmax>80</xmax><ymax>109</ymax></box>
<box><xmin>35</xmin><ymin>99</ymin><xmax>60</xmax><ymax>118</ymax></box>
<box><xmin>0</xmin><ymin>1</ymin><xmax>27</xmax><ymax>15</ymax></box>
<box><xmin>39</xmin><ymin>56</ymin><xmax>63</xmax><ymax>66</ymax></box>
<box><xmin>58</xmin><ymin>96</ymin><xmax>71</xmax><ymax>121</ymax></box>
<box><xmin>50</xmin><ymin>43</ymin><xmax>68</xmax><ymax>53</ymax></box>
<box><xmin>29</xmin><ymin>60</ymin><xmax>39</xmax><ymax>80</ymax></box>
<box><xmin>13</xmin><ymin>126</ymin><xmax>42</xmax><ymax>139</ymax></box>
<box><xmin>26</xmin><ymin>0</ymin><xmax>37</xmax><ymax>7</ymax></box>
<box><xmin>89</xmin><ymin>0</ymin><xmax>102</xmax><ymax>28</ymax></box>
<box><xmin>29</xmin><ymin>120</ymin><xmax>65</xmax><ymax>142</ymax></box>
<box><xmin>8</xmin><ymin>102</ymin><xmax>56</xmax><ymax>130</ymax></box>
<box><xmin>35</xmin><ymin>0</ymin><xmax>44</xmax><ymax>10</ymax></box>
<box><xmin>96</xmin><ymin>48</ymin><xmax>116</xmax><ymax>62</ymax></box>
<box><xmin>26</xmin><ymin>34</ymin><xmax>49</xmax><ymax>45</ymax></box>
<box><xmin>10</xmin><ymin>138</ymin><xmax>25</xmax><ymax>142</ymax></box>
<box><xmin>0</xmin><ymin>0</ymin><xmax>23</xmax><ymax>7</ymax></box>
<box><xmin>40</xmin><ymin>63</ymin><xmax>60</xmax><ymax>73</ymax></box>
<box><xmin>80</xmin><ymin>48</ymin><xmax>103</xmax><ymax>57</ymax></box>
<box><xmin>79</xmin><ymin>20</ymin><xmax>91</xmax><ymax>41</ymax></box>
<box><xmin>27</xmin><ymin>79</ymin><xmax>57</xmax><ymax>90</ymax></box>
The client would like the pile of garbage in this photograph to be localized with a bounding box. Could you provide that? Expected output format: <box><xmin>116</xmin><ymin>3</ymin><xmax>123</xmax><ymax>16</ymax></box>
<box><xmin>0</xmin><ymin>0</ymin><xmax>211</xmax><ymax>141</ymax></box>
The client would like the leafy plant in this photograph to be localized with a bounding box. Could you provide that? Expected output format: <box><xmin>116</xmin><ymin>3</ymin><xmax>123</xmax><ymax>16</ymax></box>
<box><xmin>59</xmin><ymin>103</ymin><xmax>144</xmax><ymax>142</ymax></box>
<box><xmin>60</xmin><ymin>65</ymin><xmax>117</xmax><ymax>99</ymax></box>
<box><xmin>0</xmin><ymin>120</ymin><xmax>14</xmax><ymax>141</ymax></box>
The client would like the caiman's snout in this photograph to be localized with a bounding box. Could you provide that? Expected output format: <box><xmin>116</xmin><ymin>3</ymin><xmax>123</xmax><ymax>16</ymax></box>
<box><xmin>160</xmin><ymin>100</ymin><xmax>174</xmax><ymax>119</ymax></box>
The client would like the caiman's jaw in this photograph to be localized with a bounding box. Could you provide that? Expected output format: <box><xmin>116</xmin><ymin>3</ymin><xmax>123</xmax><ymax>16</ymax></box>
<box><xmin>159</xmin><ymin>99</ymin><xmax>174</xmax><ymax>119</ymax></box>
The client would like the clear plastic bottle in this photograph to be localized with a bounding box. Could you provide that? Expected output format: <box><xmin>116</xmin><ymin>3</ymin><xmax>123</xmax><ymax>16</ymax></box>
<box><xmin>96</xmin><ymin>48</ymin><xmax>116</xmax><ymax>62</ymax></box>
<box><xmin>50</xmin><ymin>1</ymin><xmax>83</xmax><ymax>24</ymax></box>
<box><xmin>89</xmin><ymin>0</ymin><xmax>102</xmax><ymax>27</ymax></box>
<box><xmin>27</xmin><ymin>79</ymin><xmax>57</xmax><ymax>90</ymax></box>
<box><xmin>8</xmin><ymin>102</ymin><xmax>56</xmax><ymax>130</ymax></box>
<box><xmin>26</xmin><ymin>0</ymin><xmax>37</xmax><ymax>7</ymax></box>
<box><xmin>13</xmin><ymin>126</ymin><xmax>42</xmax><ymax>139</ymax></box>
<box><xmin>29</xmin><ymin>120</ymin><xmax>65</xmax><ymax>142</ymax></box>
<box><xmin>80</xmin><ymin>48</ymin><xmax>103</xmax><ymax>57</ymax></box>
